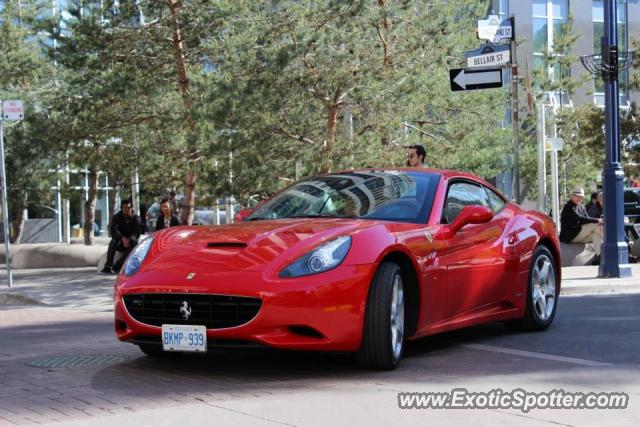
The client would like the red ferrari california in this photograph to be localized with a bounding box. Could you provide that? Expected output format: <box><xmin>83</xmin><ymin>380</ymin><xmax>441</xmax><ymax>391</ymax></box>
<box><xmin>114</xmin><ymin>168</ymin><xmax>561</xmax><ymax>370</ymax></box>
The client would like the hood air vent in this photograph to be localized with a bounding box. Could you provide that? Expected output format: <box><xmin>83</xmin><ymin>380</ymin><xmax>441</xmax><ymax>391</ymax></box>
<box><xmin>206</xmin><ymin>242</ymin><xmax>247</xmax><ymax>248</ymax></box>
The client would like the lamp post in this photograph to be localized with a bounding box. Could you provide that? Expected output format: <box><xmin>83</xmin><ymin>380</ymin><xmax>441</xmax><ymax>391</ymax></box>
<box><xmin>588</xmin><ymin>1</ymin><xmax>632</xmax><ymax>277</ymax></box>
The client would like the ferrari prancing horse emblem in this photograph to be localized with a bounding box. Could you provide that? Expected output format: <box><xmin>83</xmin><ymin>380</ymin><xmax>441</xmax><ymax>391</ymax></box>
<box><xmin>186</xmin><ymin>272</ymin><xmax>196</xmax><ymax>280</ymax></box>
<box><xmin>179</xmin><ymin>301</ymin><xmax>192</xmax><ymax>320</ymax></box>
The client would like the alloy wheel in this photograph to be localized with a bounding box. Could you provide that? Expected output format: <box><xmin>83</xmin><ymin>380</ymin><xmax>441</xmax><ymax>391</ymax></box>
<box><xmin>390</xmin><ymin>274</ymin><xmax>405</xmax><ymax>360</ymax></box>
<box><xmin>531</xmin><ymin>254</ymin><xmax>556</xmax><ymax>321</ymax></box>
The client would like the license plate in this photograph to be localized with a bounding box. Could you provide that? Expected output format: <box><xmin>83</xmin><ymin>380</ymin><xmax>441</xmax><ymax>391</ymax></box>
<box><xmin>161</xmin><ymin>324</ymin><xmax>207</xmax><ymax>352</ymax></box>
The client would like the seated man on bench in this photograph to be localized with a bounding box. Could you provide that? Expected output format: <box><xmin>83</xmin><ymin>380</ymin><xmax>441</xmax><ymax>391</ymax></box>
<box><xmin>100</xmin><ymin>199</ymin><xmax>142</xmax><ymax>274</ymax></box>
<box><xmin>559</xmin><ymin>188</ymin><xmax>603</xmax><ymax>260</ymax></box>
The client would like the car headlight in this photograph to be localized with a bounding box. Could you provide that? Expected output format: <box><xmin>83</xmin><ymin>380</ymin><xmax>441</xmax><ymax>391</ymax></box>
<box><xmin>123</xmin><ymin>236</ymin><xmax>154</xmax><ymax>276</ymax></box>
<box><xmin>280</xmin><ymin>236</ymin><xmax>351</xmax><ymax>278</ymax></box>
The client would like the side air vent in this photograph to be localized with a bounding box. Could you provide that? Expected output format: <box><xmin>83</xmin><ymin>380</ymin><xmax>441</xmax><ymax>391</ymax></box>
<box><xmin>288</xmin><ymin>325</ymin><xmax>325</xmax><ymax>339</ymax></box>
<box><xmin>206</xmin><ymin>242</ymin><xmax>247</xmax><ymax>248</ymax></box>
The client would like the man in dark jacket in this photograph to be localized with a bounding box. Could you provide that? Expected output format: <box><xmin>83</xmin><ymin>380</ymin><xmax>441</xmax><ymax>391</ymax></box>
<box><xmin>100</xmin><ymin>199</ymin><xmax>142</xmax><ymax>274</ymax></box>
<box><xmin>559</xmin><ymin>188</ymin><xmax>603</xmax><ymax>255</ymax></box>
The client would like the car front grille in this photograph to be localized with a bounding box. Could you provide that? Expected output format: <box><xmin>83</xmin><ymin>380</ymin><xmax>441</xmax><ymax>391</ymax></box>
<box><xmin>122</xmin><ymin>293</ymin><xmax>262</xmax><ymax>329</ymax></box>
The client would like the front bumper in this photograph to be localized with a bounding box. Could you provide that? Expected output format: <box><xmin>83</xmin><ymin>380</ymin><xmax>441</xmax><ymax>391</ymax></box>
<box><xmin>114</xmin><ymin>265</ymin><xmax>373</xmax><ymax>352</ymax></box>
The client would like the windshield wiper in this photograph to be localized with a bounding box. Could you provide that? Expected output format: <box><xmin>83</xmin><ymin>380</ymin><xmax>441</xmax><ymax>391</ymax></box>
<box><xmin>247</xmin><ymin>214</ymin><xmax>345</xmax><ymax>221</ymax></box>
<box><xmin>286</xmin><ymin>214</ymin><xmax>338</xmax><ymax>219</ymax></box>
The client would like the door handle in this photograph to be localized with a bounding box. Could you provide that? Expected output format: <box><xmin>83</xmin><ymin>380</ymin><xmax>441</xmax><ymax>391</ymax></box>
<box><xmin>507</xmin><ymin>233</ymin><xmax>518</xmax><ymax>245</ymax></box>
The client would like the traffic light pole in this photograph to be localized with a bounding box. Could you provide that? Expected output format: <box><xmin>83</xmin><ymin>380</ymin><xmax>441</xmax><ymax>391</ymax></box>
<box><xmin>599</xmin><ymin>0</ymin><xmax>631</xmax><ymax>278</ymax></box>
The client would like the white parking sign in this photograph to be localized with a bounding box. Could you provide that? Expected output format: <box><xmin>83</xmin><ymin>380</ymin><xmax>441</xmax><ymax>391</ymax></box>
<box><xmin>2</xmin><ymin>100</ymin><xmax>24</xmax><ymax>121</ymax></box>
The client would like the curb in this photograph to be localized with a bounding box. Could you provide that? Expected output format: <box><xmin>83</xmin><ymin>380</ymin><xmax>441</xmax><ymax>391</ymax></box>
<box><xmin>560</xmin><ymin>282</ymin><xmax>640</xmax><ymax>296</ymax></box>
<box><xmin>0</xmin><ymin>244</ymin><xmax>106</xmax><ymax>269</ymax></box>
<box><xmin>0</xmin><ymin>293</ymin><xmax>47</xmax><ymax>306</ymax></box>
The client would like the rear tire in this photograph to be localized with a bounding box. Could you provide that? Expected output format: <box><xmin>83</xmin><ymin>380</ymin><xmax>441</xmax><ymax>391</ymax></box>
<box><xmin>356</xmin><ymin>262</ymin><xmax>405</xmax><ymax>370</ymax></box>
<box><xmin>506</xmin><ymin>245</ymin><xmax>559</xmax><ymax>332</ymax></box>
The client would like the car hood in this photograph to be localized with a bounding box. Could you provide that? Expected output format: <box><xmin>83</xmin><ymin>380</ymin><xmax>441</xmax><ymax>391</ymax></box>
<box><xmin>143</xmin><ymin>218</ymin><xmax>378</xmax><ymax>274</ymax></box>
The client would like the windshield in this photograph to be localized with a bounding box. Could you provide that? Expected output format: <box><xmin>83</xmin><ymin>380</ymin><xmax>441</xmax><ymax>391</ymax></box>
<box><xmin>247</xmin><ymin>171</ymin><xmax>440</xmax><ymax>224</ymax></box>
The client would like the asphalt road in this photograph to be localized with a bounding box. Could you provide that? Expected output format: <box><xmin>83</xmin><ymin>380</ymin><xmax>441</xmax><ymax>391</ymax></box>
<box><xmin>0</xmin><ymin>293</ymin><xmax>639</xmax><ymax>426</ymax></box>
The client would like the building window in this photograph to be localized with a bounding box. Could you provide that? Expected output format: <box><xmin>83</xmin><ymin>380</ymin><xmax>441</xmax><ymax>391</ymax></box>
<box><xmin>592</xmin><ymin>0</ymin><xmax>629</xmax><ymax>107</ymax></box>
<box><xmin>532</xmin><ymin>0</ymin><xmax>571</xmax><ymax>104</ymax></box>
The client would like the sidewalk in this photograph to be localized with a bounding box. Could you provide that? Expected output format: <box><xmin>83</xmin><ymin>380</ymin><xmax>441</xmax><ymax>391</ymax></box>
<box><xmin>0</xmin><ymin>265</ymin><xmax>639</xmax><ymax>312</ymax></box>
<box><xmin>561</xmin><ymin>263</ymin><xmax>640</xmax><ymax>295</ymax></box>
<box><xmin>0</xmin><ymin>268</ymin><xmax>115</xmax><ymax>311</ymax></box>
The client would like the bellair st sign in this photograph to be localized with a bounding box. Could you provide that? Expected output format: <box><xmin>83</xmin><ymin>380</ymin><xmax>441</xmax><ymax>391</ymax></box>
<box><xmin>467</xmin><ymin>49</ymin><xmax>510</xmax><ymax>68</ymax></box>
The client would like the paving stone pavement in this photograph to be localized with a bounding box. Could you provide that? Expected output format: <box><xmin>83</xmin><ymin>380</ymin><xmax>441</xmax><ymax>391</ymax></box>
<box><xmin>1</xmin><ymin>299</ymin><xmax>639</xmax><ymax>426</ymax></box>
<box><xmin>0</xmin><ymin>268</ymin><xmax>640</xmax><ymax>426</ymax></box>
<box><xmin>0</xmin><ymin>307</ymin><xmax>375</xmax><ymax>425</ymax></box>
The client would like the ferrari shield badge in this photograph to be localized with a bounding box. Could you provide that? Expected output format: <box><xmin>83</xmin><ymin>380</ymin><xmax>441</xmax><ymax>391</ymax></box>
<box><xmin>424</xmin><ymin>230</ymin><xmax>434</xmax><ymax>243</ymax></box>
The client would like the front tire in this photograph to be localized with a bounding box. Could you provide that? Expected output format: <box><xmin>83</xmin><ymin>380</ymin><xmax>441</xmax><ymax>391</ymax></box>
<box><xmin>356</xmin><ymin>262</ymin><xmax>405</xmax><ymax>370</ymax></box>
<box><xmin>506</xmin><ymin>245</ymin><xmax>559</xmax><ymax>331</ymax></box>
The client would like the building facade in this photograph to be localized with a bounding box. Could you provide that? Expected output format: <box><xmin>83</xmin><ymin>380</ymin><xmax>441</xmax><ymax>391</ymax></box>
<box><xmin>494</xmin><ymin>0</ymin><xmax>640</xmax><ymax>109</ymax></box>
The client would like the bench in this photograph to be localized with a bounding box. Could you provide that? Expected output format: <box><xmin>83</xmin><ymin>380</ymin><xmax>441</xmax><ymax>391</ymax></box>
<box><xmin>559</xmin><ymin>242</ymin><xmax>597</xmax><ymax>267</ymax></box>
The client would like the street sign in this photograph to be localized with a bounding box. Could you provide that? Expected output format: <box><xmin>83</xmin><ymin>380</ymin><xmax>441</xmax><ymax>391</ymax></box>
<box><xmin>449</xmin><ymin>68</ymin><xmax>503</xmax><ymax>92</ymax></box>
<box><xmin>465</xmin><ymin>43</ymin><xmax>510</xmax><ymax>58</ymax></box>
<box><xmin>467</xmin><ymin>49</ymin><xmax>510</xmax><ymax>68</ymax></box>
<box><xmin>477</xmin><ymin>15</ymin><xmax>512</xmax><ymax>43</ymax></box>
<box><xmin>545</xmin><ymin>137</ymin><xmax>564</xmax><ymax>152</ymax></box>
<box><xmin>1</xmin><ymin>100</ymin><xmax>24</xmax><ymax>121</ymax></box>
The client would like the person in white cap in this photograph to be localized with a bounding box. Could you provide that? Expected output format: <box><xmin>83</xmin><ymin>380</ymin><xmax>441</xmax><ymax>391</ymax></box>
<box><xmin>559</xmin><ymin>187</ymin><xmax>603</xmax><ymax>255</ymax></box>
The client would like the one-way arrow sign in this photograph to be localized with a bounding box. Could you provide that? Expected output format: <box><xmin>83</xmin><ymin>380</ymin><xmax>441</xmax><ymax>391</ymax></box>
<box><xmin>449</xmin><ymin>68</ymin><xmax>503</xmax><ymax>91</ymax></box>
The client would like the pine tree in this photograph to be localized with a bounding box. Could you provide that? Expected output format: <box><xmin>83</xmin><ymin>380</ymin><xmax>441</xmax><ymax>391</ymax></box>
<box><xmin>205</xmin><ymin>0</ymin><xmax>508</xmax><ymax>200</ymax></box>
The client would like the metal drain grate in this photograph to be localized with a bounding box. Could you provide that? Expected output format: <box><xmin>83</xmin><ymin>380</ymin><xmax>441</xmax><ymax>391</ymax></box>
<box><xmin>27</xmin><ymin>355</ymin><xmax>126</xmax><ymax>368</ymax></box>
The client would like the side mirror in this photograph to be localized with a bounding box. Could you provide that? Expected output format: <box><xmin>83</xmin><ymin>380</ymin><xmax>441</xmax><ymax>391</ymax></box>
<box><xmin>437</xmin><ymin>205</ymin><xmax>493</xmax><ymax>239</ymax></box>
<box><xmin>234</xmin><ymin>208</ymin><xmax>253</xmax><ymax>223</ymax></box>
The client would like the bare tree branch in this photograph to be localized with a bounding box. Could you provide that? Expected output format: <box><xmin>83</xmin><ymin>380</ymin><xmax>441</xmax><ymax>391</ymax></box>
<box><xmin>271</xmin><ymin>127</ymin><xmax>317</xmax><ymax>145</ymax></box>
<box><xmin>376</xmin><ymin>26</ymin><xmax>390</xmax><ymax>68</ymax></box>
<box><xmin>403</xmin><ymin>123</ymin><xmax>440</xmax><ymax>139</ymax></box>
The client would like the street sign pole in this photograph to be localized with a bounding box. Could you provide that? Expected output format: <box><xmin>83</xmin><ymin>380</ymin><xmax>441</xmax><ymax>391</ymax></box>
<box><xmin>1</xmin><ymin>100</ymin><xmax>25</xmax><ymax>288</ymax></box>
<box><xmin>599</xmin><ymin>0</ymin><xmax>631</xmax><ymax>277</ymax></box>
<box><xmin>551</xmin><ymin>149</ymin><xmax>560</xmax><ymax>231</ymax></box>
<box><xmin>0</xmin><ymin>118</ymin><xmax>13</xmax><ymax>287</ymax></box>
<box><xmin>537</xmin><ymin>103</ymin><xmax>547</xmax><ymax>214</ymax></box>
<box><xmin>509</xmin><ymin>15</ymin><xmax>521</xmax><ymax>204</ymax></box>
<box><xmin>549</xmin><ymin>136</ymin><xmax>562</xmax><ymax>233</ymax></box>
<box><xmin>462</xmin><ymin>14</ymin><xmax>514</xmax><ymax>201</ymax></box>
